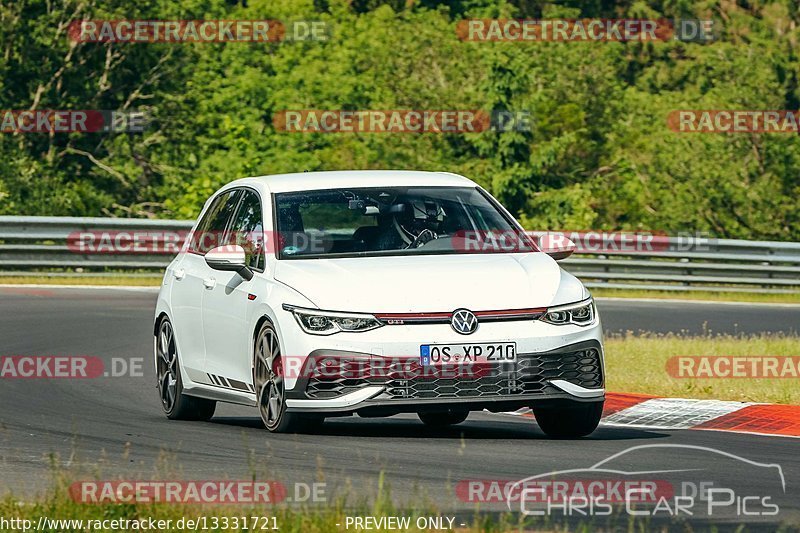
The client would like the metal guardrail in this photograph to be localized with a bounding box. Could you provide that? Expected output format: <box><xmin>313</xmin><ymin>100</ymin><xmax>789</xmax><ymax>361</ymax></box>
<box><xmin>0</xmin><ymin>216</ymin><xmax>192</xmax><ymax>275</ymax></box>
<box><xmin>1</xmin><ymin>216</ymin><xmax>799</xmax><ymax>293</ymax></box>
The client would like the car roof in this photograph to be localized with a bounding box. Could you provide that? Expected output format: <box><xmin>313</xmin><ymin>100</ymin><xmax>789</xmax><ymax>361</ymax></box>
<box><xmin>225</xmin><ymin>170</ymin><xmax>477</xmax><ymax>193</ymax></box>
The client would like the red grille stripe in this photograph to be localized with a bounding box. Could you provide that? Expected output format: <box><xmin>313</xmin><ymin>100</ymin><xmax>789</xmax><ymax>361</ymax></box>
<box><xmin>374</xmin><ymin>308</ymin><xmax>546</xmax><ymax>321</ymax></box>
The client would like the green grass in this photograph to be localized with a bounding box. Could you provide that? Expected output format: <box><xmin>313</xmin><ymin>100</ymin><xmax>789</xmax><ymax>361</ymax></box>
<box><xmin>0</xmin><ymin>275</ymin><xmax>161</xmax><ymax>286</ymax></box>
<box><xmin>592</xmin><ymin>287</ymin><xmax>800</xmax><ymax>304</ymax></box>
<box><xmin>605</xmin><ymin>332</ymin><xmax>800</xmax><ymax>404</ymax></box>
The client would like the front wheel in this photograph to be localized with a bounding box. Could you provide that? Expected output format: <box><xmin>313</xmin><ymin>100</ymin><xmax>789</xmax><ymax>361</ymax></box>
<box><xmin>533</xmin><ymin>401</ymin><xmax>603</xmax><ymax>439</ymax></box>
<box><xmin>418</xmin><ymin>410</ymin><xmax>469</xmax><ymax>427</ymax></box>
<box><xmin>254</xmin><ymin>321</ymin><xmax>321</xmax><ymax>433</ymax></box>
<box><xmin>155</xmin><ymin>317</ymin><xmax>216</xmax><ymax>421</ymax></box>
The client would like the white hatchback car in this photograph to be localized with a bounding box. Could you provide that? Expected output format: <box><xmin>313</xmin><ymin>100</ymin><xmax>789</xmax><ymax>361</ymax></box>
<box><xmin>154</xmin><ymin>170</ymin><xmax>605</xmax><ymax>437</ymax></box>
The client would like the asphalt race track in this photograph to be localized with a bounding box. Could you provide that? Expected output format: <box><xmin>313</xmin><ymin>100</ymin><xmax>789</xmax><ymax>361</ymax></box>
<box><xmin>0</xmin><ymin>286</ymin><xmax>798</xmax><ymax>528</ymax></box>
<box><xmin>598</xmin><ymin>297</ymin><xmax>800</xmax><ymax>336</ymax></box>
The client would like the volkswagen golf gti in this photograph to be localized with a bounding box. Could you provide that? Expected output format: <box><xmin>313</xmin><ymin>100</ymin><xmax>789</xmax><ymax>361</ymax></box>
<box><xmin>154</xmin><ymin>170</ymin><xmax>605</xmax><ymax>437</ymax></box>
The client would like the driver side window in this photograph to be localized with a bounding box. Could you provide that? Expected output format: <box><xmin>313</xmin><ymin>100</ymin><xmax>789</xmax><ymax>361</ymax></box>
<box><xmin>189</xmin><ymin>189</ymin><xmax>242</xmax><ymax>255</ymax></box>
<box><xmin>226</xmin><ymin>190</ymin><xmax>266</xmax><ymax>271</ymax></box>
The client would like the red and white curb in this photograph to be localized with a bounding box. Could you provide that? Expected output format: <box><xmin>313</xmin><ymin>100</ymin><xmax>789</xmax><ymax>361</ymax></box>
<box><xmin>511</xmin><ymin>392</ymin><xmax>800</xmax><ymax>438</ymax></box>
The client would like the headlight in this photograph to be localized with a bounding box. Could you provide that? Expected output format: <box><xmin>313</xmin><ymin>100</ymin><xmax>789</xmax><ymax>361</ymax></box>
<box><xmin>282</xmin><ymin>304</ymin><xmax>384</xmax><ymax>335</ymax></box>
<box><xmin>541</xmin><ymin>298</ymin><xmax>596</xmax><ymax>326</ymax></box>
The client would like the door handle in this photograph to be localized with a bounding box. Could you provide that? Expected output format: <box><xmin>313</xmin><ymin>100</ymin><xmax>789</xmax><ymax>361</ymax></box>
<box><xmin>172</xmin><ymin>268</ymin><xmax>185</xmax><ymax>281</ymax></box>
<box><xmin>203</xmin><ymin>277</ymin><xmax>216</xmax><ymax>290</ymax></box>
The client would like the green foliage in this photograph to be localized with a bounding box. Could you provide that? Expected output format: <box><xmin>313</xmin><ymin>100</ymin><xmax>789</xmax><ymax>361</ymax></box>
<box><xmin>0</xmin><ymin>0</ymin><xmax>798</xmax><ymax>239</ymax></box>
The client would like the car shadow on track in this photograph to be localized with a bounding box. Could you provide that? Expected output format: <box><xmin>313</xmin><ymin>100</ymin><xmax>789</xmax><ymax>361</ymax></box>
<box><xmin>209</xmin><ymin>416</ymin><xmax>667</xmax><ymax>441</ymax></box>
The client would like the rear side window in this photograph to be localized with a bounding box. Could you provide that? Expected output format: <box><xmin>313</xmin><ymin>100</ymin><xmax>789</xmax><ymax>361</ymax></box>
<box><xmin>189</xmin><ymin>189</ymin><xmax>242</xmax><ymax>254</ymax></box>
<box><xmin>226</xmin><ymin>190</ymin><xmax>266</xmax><ymax>271</ymax></box>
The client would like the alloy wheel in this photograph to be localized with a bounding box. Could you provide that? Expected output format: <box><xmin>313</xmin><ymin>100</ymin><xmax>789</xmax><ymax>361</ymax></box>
<box><xmin>156</xmin><ymin>320</ymin><xmax>178</xmax><ymax>412</ymax></box>
<box><xmin>255</xmin><ymin>326</ymin><xmax>284</xmax><ymax>430</ymax></box>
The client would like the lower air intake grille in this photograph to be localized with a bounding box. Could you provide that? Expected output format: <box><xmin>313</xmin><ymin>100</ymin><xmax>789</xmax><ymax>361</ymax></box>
<box><xmin>304</xmin><ymin>347</ymin><xmax>602</xmax><ymax>400</ymax></box>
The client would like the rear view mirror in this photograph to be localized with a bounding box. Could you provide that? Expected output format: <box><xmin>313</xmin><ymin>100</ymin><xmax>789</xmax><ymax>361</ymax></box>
<box><xmin>537</xmin><ymin>234</ymin><xmax>576</xmax><ymax>261</ymax></box>
<box><xmin>204</xmin><ymin>245</ymin><xmax>254</xmax><ymax>281</ymax></box>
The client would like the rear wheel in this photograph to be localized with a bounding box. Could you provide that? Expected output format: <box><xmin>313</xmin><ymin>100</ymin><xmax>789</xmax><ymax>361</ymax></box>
<box><xmin>156</xmin><ymin>318</ymin><xmax>216</xmax><ymax>421</ymax></box>
<box><xmin>533</xmin><ymin>401</ymin><xmax>603</xmax><ymax>438</ymax></box>
<box><xmin>418</xmin><ymin>410</ymin><xmax>469</xmax><ymax>427</ymax></box>
<box><xmin>254</xmin><ymin>321</ymin><xmax>321</xmax><ymax>433</ymax></box>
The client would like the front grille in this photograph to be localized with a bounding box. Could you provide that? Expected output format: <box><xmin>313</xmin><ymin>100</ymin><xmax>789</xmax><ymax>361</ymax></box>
<box><xmin>304</xmin><ymin>347</ymin><xmax>603</xmax><ymax>400</ymax></box>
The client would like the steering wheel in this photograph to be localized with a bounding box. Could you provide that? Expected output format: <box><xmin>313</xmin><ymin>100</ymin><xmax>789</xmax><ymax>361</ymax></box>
<box><xmin>406</xmin><ymin>229</ymin><xmax>437</xmax><ymax>249</ymax></box>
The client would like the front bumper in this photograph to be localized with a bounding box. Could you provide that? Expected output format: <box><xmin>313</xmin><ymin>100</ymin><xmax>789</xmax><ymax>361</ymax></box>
<box><xmin>284</xmin><ymin>340</ymin><xmax>604</xmax><ymax>416</ymax></box>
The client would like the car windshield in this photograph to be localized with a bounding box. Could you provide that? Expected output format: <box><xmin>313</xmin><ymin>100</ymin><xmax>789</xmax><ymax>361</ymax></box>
<box><xmin>274</xmin><ymin>186</ymin><xmax>535</xmax><ymax>258</ymax></box>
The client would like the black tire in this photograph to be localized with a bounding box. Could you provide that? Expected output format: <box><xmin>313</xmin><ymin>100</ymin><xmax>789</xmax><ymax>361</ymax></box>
<box><xmin>418</xmin><ymin>410</ymin><xmax>469</xmax><ymax>427</ymax></box>
<box><xmin>254</xmin><ymin>321</ymin><xmax>322</xmax><ymax>433</ymax></box>
<box><xmin>533</xmin><ymin>401</ymin><xmax>603</xmax><ymax>438</ymax></box>
<box><xmin>156</xmin><ymin>318</ymin><xmax>216</xmax><ymax>421</ymax></box>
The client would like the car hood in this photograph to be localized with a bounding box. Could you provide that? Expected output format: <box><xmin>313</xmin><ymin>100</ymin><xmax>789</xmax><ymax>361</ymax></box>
<box><xmin>274</xmin><ymin>253</ymin><xmax>575</xmax><ymax>313</ymax></box>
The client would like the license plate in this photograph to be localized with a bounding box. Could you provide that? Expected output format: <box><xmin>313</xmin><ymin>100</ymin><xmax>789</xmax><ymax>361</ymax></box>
<box><xmin>420</xmin><ymin>342</ymin><xmax>516</xmax><ymax>366</ymax></box>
